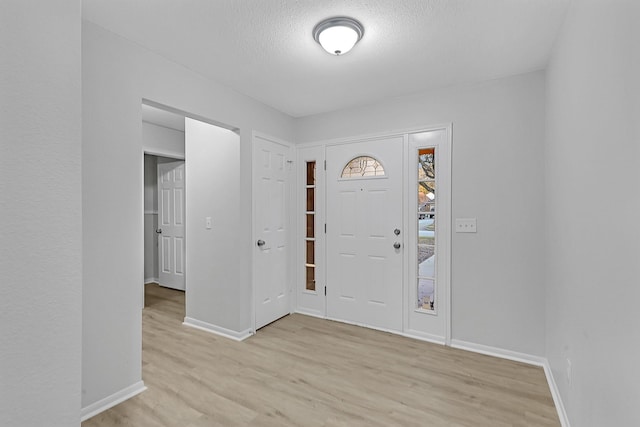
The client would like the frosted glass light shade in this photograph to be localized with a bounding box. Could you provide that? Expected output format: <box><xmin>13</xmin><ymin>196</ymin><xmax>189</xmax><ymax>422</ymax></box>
<box><xmin>318</xmin><ymin>26</ymin><xmax>358</xmax><ymax>55</ymax></box>
<box><xmin>313</xmin><ymin>17</ymin><xmax>364</xmax><ymax>56</ymax></box>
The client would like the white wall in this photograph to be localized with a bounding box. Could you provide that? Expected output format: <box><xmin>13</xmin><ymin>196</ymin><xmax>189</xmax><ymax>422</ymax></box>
<box><xmin>142</xmin><ymin>121</ymin><xmax>185</xmax><ymax>158</ymax></box>
<box><xmin>184</xmin><ymin>119</ymin><xmax>242</xmax><ymax>332</ymax></box>
<box><xmin>143</xmin><ymin>155</ymin><xmax>159</xmax><ymax>282</ymax></box>
<box><xmin>144</xmin><ymin>155</ymin><xmax>158</xmax><ymax>213</ymax></box>
<box><xmin>296</xmin><ymin>71</ymin><xmax>546</xmax><ymax>356</ymax></box>
<box><xmin>82</xmin><ymin>20</ymin><xmax>294</xmax><ymax>410</ymax></box>
<box><xmin>545</xmin><ymin>1</ymin><xmax>640</xmax><ymax>425</ymax></box>
<box><xmin>0</xmin><ymin>1</ymin><xmax>82</xmax><ymax>426</ymax></box>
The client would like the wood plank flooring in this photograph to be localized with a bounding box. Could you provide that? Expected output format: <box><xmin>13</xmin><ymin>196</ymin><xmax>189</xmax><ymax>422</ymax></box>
<box><xmin>82</xmin><ymin>284</ymin><xmax>559</xmax><ymax>427</ymax></box>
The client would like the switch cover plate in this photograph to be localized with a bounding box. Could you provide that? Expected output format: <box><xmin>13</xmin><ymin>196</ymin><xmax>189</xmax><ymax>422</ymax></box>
<box><xmin>455</xmin><ymin>218</ymin><xmax>477</xmax><ymax>233</ymax></box>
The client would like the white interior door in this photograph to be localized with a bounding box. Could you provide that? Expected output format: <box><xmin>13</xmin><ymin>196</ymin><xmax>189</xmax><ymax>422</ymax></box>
<box><xmin>158</xmin><ymin>160</ymin><xmax>186</xmax><ymax>291</ymax></box>
<box><xmin>254</xmin><ymin>134</ymin><xmax>291</xmax><ymax>330</ymax></box>
<box><xmin>326</xmin><ymin>137</ymin><xmax>404</xmax><ymax>331</ymax></box>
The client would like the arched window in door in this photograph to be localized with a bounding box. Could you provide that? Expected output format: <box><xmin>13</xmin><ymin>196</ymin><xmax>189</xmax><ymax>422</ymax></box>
<box><xmin>340</xmin><ymin>156</ymin><xmax>385</xmax><ymax>178</ymax></box>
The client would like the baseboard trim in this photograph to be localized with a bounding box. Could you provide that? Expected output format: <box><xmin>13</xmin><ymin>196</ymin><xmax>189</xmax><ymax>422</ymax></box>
<box><xmin>294</xmin><ymin>308</ymin><xmax>325</xmax><ymax>319</ymax></box>
<box><xmin>324</xmin><ymin>315</ymin><xmax>404</xmax><ymax>337</ymax></box>
<box><xmin>451</xmin><ymin>339</ymin><xmax>569</xmax><ymax>427</ymax></box>
<box><xmin>295</xmin><ymin>311</ymin><xmax>446</xmax><ymax>345</ymax></box>
<box><xmin>402</xmin><ymin>329</ymin><xmax>446</xmax><ymax>346</ymax></box>
<box><xmin>81</xmin><ymin>381</ymin><xmax>146</xmax><ymax>422</ymax></box>
<box><xmin>542</xmin><ymin>360</ymin><xmax>571</xmax><ymax>427</ymax></box>
<box><xmin>450</xmin><ymin>339</ymin><xmax>546</xmax><ymax>366</ymax></box>
<box><xmin>183</xmin><ymin>317</ymin><xmax>253</xmax><ymax>341</ymax></box>
<box><xmin>144</xmin><ymin>278</ymin><xmax>158</xmax><ymax>285</ymax></box>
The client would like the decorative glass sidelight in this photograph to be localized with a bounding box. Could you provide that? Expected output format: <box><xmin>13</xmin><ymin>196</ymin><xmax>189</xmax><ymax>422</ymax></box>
<box><xmin>340</xmin><ymin>156</ymin><xmax>385</xmax><ymax>178</ymax></box>
<box><xmin>417</xmin><ymin>148</ymin><xmax>436</xmax><ymax>310</ymax></box>
<box><xmin>305</xmin><ymin>161</ymin><xmax>316</xmax><ymax>291</ymax></box>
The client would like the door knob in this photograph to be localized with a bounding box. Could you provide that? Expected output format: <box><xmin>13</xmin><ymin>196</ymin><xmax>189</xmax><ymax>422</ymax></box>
<box><xmin>155</xmin><ymin>228</ymin><xmax>162</xmax><ymax>234</ymax></box>
<box><xmin>257</xmin><ymin>239</ymin><xmax>266</xmax><ymax>247</ymax></box>
<box><xmin>393</xmin><ymin>242</ymin><xmax>401</xmax><ymax>249</ymax></box>
<box><xmin>394</xmin><ymin>228</ymin><xmax>401</xmax><ymax>235</ymax></box>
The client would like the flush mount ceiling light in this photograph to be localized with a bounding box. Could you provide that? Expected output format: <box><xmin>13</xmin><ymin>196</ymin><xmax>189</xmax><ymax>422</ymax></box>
<box><xmin>313</xmin><ymin>17</ymin><xmax>364</xmax><ymax>56</ymax></box>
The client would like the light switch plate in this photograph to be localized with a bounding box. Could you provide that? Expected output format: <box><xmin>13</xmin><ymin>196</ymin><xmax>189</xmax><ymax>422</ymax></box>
<box><xmin>205</xmin><ymin>217</ymin><xmax>212</xmax><ymax>229</ymax></box>
<box><xmin>455</xmin><ymin>218</ymin><xmax>477</xmax><ymax>233</ymax></box>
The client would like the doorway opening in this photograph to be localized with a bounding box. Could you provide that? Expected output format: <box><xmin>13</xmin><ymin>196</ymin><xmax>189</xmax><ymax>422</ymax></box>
<box><xmin>144</xmin><ymin>155</ymin><xmax>186</xmax><ymax>291</ymax></box>
<box><xmin>143</xmin><ymin>100</ymin><xmax>247</xmax><ymax>341</ymax></box>
<box><xmin>142</xmin><ymin>103</ymin><xmax>186</xmax><ymax>316</ymax></box>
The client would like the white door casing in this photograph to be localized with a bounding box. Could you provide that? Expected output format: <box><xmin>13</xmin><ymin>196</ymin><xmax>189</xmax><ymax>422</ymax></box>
<box><xmin>326</xmin><ymin>137</ymin><xmax>404</xmax><ymax>332</ymax></box>
<box><xmin>406</xmin><ymin>127</ymin><xmax>451</xmax><ymax>343</ymax></box>
<box><xmin>253</xmin><ymin>133</ymin><xmax>292</xmax><ymax>330</ymax></box>
<box><xmin>295</xmin><ymin>145</ymin><xmax>326</xmax><ymax>317</ymax></box>
<box><xmin>157</xmin><ymin>161</ymin><xmax>186</xmax><ymax>291</ymax></box>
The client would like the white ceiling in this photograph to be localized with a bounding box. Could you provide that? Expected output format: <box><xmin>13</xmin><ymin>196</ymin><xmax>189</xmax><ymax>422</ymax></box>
<box><xmin>84</xmin><ymin>0</ymin><xmax>569</xmax><ymax>118</ymax></box>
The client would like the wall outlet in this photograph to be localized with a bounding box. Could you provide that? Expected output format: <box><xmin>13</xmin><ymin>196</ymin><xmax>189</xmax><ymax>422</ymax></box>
<box><xmin>455</xmin><ymin>218</ymin><xmax>477</xmax><ymax>233</ymax></box>
<box><xmin>566</xmin><ymin>358</ymin><xmax>572</xmax><ymax>386</ymax></box>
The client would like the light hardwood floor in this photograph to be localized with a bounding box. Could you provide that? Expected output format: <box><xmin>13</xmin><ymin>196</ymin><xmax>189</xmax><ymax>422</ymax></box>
<box><xmin>82</xmin><ymin>284</ymin><xmax>559</xmax><ymax>427</ymax></box>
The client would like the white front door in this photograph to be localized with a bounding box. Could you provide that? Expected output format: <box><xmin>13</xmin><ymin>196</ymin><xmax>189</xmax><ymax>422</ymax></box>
<box><xmin>157</xmin><ymin>160</ymin><xmax>186</xmax><ymax>291</ymax></box>
<box><xmin>326</xmin><ymin>137</ymin><xmax>404</xmax><ymax>331</ymax></box>
<box><xmin>253</xmin><ymin>134</ymin><xmax>291</xmax><ymax>330</ymax></box>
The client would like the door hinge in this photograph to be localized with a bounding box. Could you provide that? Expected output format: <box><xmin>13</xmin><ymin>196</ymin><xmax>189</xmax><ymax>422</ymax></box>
<box><xmin>324</xmin><ymin>160</ymin><xmax>326</xmax><ymax>170</ymax></box>
<box><xmin>324</xmin><ymin>223</ymin><xmax>327</xmax><ymax>233</ymax></box>
<box><xmin>324</xmin><ymin>286</ymin><xmax>327</xmax><ymax>296</ymax></box>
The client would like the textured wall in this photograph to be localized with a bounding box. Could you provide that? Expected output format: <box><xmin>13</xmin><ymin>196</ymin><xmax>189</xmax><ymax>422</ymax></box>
<box><xmin>545</xmin><ymin>1</ymin><xmax>640</xmax><ymax>425</ymax></box>
<box><xmin>0</xmin><ymin>1</ymin><xmax>82</xmax><ymax>426</ymax></box>
<box><xmin>185</xmin><ymin>119</ymin><xmax>242</xmax><ymax>331</ymax></box>
<box><xmin>142</xmin><ymin>121</ymin><xmax>185</xmax><ymax>158</ymax></box>
<box><xmin>82</xmin><ymin>21</ymin><xmax>294</xmax><ymax>410</ymax></box>
<box><xmin>296</xmin><ymin>71</ymin><xmax>547</xmax><ymax>356</ymax></box>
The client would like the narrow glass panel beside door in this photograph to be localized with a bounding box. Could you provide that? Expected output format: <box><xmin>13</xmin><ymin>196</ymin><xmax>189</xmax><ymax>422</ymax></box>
<box><xmin>417</xmin><ymin>148</ymin><xmax>436</xmax><ymax>311</ymax></box>
<box><xmin>305</xmin><ymin>161</ymin><xmax>316</xmax><ymax>291</ymax></box>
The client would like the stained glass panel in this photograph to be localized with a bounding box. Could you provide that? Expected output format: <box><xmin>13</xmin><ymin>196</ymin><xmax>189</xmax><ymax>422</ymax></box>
<box><xmin>305</xmin><ymin>161</ymin><xmax>316</xmax><ymax>291</ymax></box>
<box><xmin>340</xmin><ymin>156</ymin><xmax>385</xmax><ymax>178</ymax></box>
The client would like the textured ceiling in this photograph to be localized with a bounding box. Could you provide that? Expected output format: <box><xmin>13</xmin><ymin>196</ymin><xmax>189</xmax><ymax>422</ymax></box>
<box><xmin>83</xmin><ymin>0</ymin><xmax>569</xmax><ymax>118</ymax></box>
